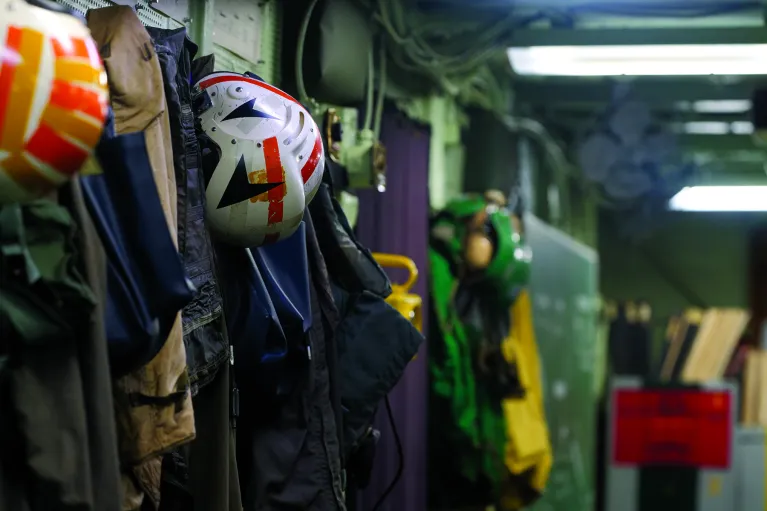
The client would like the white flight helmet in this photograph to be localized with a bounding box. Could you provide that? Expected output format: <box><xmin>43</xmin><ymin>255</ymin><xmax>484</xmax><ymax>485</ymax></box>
<box><xmin>193</xmin><ymin>71</ymin><xmax>324</xmax><ymax>247</ymax></box>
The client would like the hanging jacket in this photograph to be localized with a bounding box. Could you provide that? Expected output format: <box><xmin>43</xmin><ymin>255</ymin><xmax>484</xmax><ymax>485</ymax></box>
<box><xmin>63</xmin><ymin>179</ymin><xmax>123</xmax><ymax>511</ymax></box>
<box><xmin>216</xmin><ymin>224</ymin><xmax>311</xmax><ymax>400</ymax></box>
<box><xmin>91</xmin><ymin>134</ymin><xmax>197</xmax><ymax>510</ymax></box>
<box><xmin>236</xmin><ymin>211</ymin><xmax>346</xmax><ymax>511</ymax></box>
<box><xmin>428</xmin><ymin>245</ymin><xmax>551</xmax><ymax>510</ymax></box>
<box><xmin>331</xmin><ymin>284</ymin><xmax>424</xmax><ymax>457</ymax></box>
<box><xmin>458</xmin><ymin>284</ymin><xmax>524</xmax><ymax>492</ymax></box>
<box><xmin>498</xmin><ymin>290</ymin><xmax>552</xmax><ymax>510</ymax></box>
<box><xmin>0</xmin><ymin>196</ymin><xmax>121</xmax><ymax>511</ymax></box>
<box><xmin>427</xmin><ymin>247</ymin><xmax>485</xmax><ymax>509</ymax></box>
<box><xmin>87</xmin><ymin>9</ymin><xmax>196</xmax><ymax>508</ymax></box>
<box><xmin>148</xmin><ymin>30</ymin><xmax>230</xmax><ymax>394</ymax></box>
<box><xmin>307</xmin><ymin>151</ymin><xmax>425</xmax><ymax>494</ymax></box>
<box><xmin>87</xmin><ymin>7</ymin><xmax>177</xmax><ymax>233</ymax></box>
<box><xmin>428</xmin><ymin>245</ymin><xmax>513</xmax><ymax>509</ymax></box>
<box><xmin>82</xmin><ymin>133</ymin><xmax>195</xmax><ymax>377</ymax></box>
<box><xmin>215</xmin><ymin>243</ymin><xmax>287</xmax><ymax>386</ymax></box>
<box><xmin>307</xmin><ymin>179</ymin><xmax>391</xmax><ymax>299</ymax></box>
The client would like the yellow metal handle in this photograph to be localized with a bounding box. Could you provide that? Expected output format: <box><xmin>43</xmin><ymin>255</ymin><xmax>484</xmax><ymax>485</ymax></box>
<box><xmin>372</xmin><ymin>253</ymin><xmax>418</xmax><ymax>292</ymax></box>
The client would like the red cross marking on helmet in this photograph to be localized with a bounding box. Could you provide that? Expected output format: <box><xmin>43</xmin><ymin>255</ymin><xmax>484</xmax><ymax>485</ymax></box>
<box><xmin>263</xmin><ymin>136</ymin><xmax>285</xmax><ymax>227</ymax></box>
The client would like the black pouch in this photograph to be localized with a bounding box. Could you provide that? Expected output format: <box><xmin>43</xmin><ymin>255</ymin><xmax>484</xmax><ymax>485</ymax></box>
<box><xmin>332</xmin><ymin>286</ymin><xmax>423</xmax><ymax>454</ymax></box>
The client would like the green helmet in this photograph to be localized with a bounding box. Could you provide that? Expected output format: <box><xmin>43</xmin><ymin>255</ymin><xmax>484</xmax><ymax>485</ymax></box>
<box><xmin>431</xmin><ymin>194</ymin><xmax>532</xmax><ymax>301</ymax></box>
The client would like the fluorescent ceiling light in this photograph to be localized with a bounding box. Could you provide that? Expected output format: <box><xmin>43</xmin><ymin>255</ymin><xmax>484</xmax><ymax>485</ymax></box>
<box><xmin>673</xmin><ymin>101</ymin><xmax>753</xmax><ymax>114</ymax></box>
<box><xmin>730</xmin><ymin>121</ymin><xmax>754</xmax><ymax>135</ymax></box>
<box><xmin>693</xmin><ymin>150</ymin><xmax>764</xmax><ymax>163</ymax></box>
<box><xmin>681</xmin><ymin>122</ymin><xmax>730</xmax><ymax>135</ymax></box>
<box><xmin>670</xmin><ymin>121</ymin><xmax>754</xmax><ymax>135</ymax></box>
<box><xmin>508</xmin><ymin>44</ymin><xmax>767</xmax><ymax>76</ymax></box>
<box><xmin>669</xmin><ymin>186</ymin><xmax>767</xmax><ymax>212</ymax></box>
<box><xmin>692</xmin><ymin>100</ymin><xmax>752</xmax><ymax>114</ymax></box>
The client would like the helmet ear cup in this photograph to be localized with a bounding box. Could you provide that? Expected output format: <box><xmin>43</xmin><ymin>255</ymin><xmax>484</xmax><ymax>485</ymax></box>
<box><xmin>484</xmin><ymin>189</ymin><xmax>507</xmax><ymax>208</ymax></box>
<box><xmin>465</xmin><ymin>232</ymin><xmax>494</xmax><ymax>270</ymax></box>
<box><xmin>463</xmin><ymin>209</ymin><xmax>497</xmax><ymax>271</ymax></box>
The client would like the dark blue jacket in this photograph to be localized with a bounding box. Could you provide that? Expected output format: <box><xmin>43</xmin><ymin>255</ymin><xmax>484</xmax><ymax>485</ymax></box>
<box><xmin>149</xmin><ymin>27</ymin><xmax>229</xmax><ymax>393</ymax></box>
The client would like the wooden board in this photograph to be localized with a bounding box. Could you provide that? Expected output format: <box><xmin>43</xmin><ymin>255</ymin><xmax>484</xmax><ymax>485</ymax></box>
<box><xmin>681</xmin><ymin>308</ymin><xmax>750</xmax><ymax>383</ymax></box>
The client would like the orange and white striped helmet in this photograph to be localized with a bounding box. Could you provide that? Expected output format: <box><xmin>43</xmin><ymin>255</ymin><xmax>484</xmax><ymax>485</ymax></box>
<box><xmin>0</xmin><ymin>0</ymin><xmax>108</xmax><ymax>204</ymax></box>
<box><xmin>193</xmin><ymin>71</ymin><xmax>324</xmax><ymax>247</ymax></box>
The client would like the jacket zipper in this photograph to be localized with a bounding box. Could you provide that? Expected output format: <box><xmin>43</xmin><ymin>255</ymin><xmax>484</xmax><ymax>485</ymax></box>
<box><xmin>308</xmin><ymin>331</ymin><xmax>346</xmax><ymax>510</ymax></box>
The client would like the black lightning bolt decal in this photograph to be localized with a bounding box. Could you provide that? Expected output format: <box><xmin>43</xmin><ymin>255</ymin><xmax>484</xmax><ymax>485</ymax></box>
<box><xmin>217</xmin><ymin>155</ymin><xmax>283</xmax><ymax>209</ymax></box>
<box><xmin>223</xmin><ymin>98</ymin><xmax>279</xmax><ymax>121</ymax></box>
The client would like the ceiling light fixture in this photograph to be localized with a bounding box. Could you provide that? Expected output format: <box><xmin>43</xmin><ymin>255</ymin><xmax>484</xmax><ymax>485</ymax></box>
<box><xmin>508</xmin><ymin>44</ymin><xmax>767</xmax><ymax>76</ymax></box>
<box><xmin>692</xmin><ymin>100</ymin><xmax>752</xmax><ymax>114</ymax></box>
<box><xmin>730</xmin><ymin>121</ymin><xmax>755</xmax><ymax>135</ymax></box>
<box><xmin>679</xmin><ymin>122</ymin><xmax>731</xmax><ymax>135</ymax></box>
<box><xmin>671</xmin><ymin>121</ymin><xmax>755</xmax><ymax>135</ymax></box>
<box><xmin>669</xmin><ymin>186</ymin><xmax>767</xmax><ymax>212</ymax></box>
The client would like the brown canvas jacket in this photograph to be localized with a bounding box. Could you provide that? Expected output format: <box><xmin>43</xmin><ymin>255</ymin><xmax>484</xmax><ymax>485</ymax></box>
<box><xmin>86</xmin><ymin>7</ymin><xmax>195</xmax><ymax>509</ymax></box>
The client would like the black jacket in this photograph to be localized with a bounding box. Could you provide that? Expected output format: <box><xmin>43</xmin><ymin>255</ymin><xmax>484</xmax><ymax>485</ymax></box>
<box><xmin>235</xmin><ymin>212</ymin><xmax>347</xmax><ymax>511</ymax></box>
<box><xmin>307</xmin><ymin>173</ymin><xmax>423</xmax><ymax>500</ymax></box>
<box><xmin>148</xmin><ymin>27</ymin><xmax>229</xmax><ymax>394</ymax></box>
